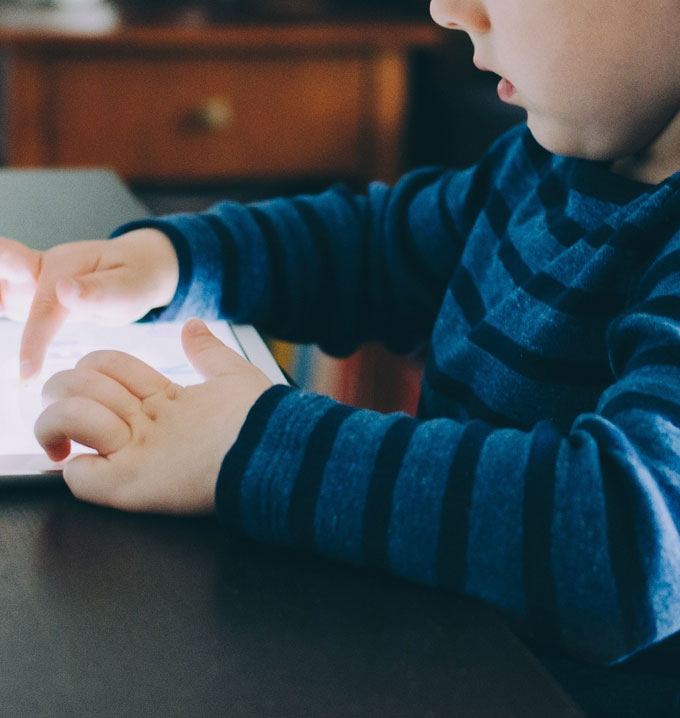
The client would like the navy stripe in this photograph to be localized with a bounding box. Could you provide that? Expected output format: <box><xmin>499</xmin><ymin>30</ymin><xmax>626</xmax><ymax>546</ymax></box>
<box><xmin>635</xmin><ymin>248</ymin><xmax>680</xmax><ymax>300</ymax></box>
<box><xmin>249</xmin><ymin>207</ymin><xmax>290</xmax><ymax>332</ymax></box>
<box><xmin>202</xmin><ymin>213</ymin><xmax>240</xmax><ymax>318</ymax></box>
<box><xmin>334</xmin><ymin>183</ymin><xmax>373</xmax><ymax>341</ymax></box>
<box><xmin>376</xmin><ymin>169</ymin><xmax>445</xmax><ymax>343</ymax></box>
<box><xmin>287</xmin><ymin>404</ymin><xmax>355</xmax><ymax>547</ymax></box>
<box><xmin>522</xmin><ymin>421</ymin><xmax>562</xmax><ymax>644</ymax></box>
<box><xmin>537</xmin><ymin>171</ymin><xmax>588</xmax><ymax>248</ymax></box>
<box><xmin>437</xmin><ymin>420</ymin><xmax>493</xmax><ymax>590</ymax></box>
<box><xmin>498</xmin><ymin>236</ymin><xmax>533</xmax><ymax>286</ymax></box>
<box><xmin>393</xmin><ymin>167</ymin><xmax>449</xmax><ymax>297</ymax></box>
<box><xmin>582</xmin><ymin>223</ymin><xmax>617</xmax><ymax>250</ymax></box>
<box><xmin>636</xmin><ymin>295</ymin><xmax>680</xmax><ymax>322</ymax></box>
<box><xmin>215</xmin><ymin>385</ymin><xmax>295</xmax><ymax>531</ymax></box>
<box><xmin>623</xmin><ymin>345</ymin><xmax>680</xmax><ymax>373</ymax></box>
<box><xmin>485</xmin><ymin>189</ymin><xmax>512</xmax><ymax>240</ymax></box>
<box><xmin>609</xmin><ymin>220</ymin><xmax>654</xmax><ymax>251</ymax></box>
<box><xmin>521</xmin><ymin>128</ymin><xmax>550</xmax><ymax>174</ymax></box>
<box><xmin>449</xmin><ymin>265</ymin><xmax>486</xmax><ymax>327</ymax></box>
<box><xmin>538</xmin><ymin>171</ymin><xmax>569</xmax><ymax>239</ymax></box>
<box><xmin>358</xmin><ymin>190</ymin><xmax>374</xmax><ymax>341</ymax></box>
<box><xmin>602</xmin><ymin>390</ymin><xmax>680</xmax><ymax>428</ymax></box>
<box><xmin>477</xmin><ymin>235</ymin><xmax>624</xmax><ymax>319</ymax></box>
<box><xmin>548</xmin><ymin>215</ymin><xmax>587</xmax><ymax>248</ymax></box>
<box><xmin>460</xmin><ymin>155</ymin><xmax>494</xmax><ymax>235</ymax></box>
<box><xmin>524</xmin><ymin>271</ymin><xmax>626</xmax><ymax>318</ymax></box>
<box><xmin>290</xmin><ymin>197</ymin><xmax>339</xmax><ymax>338</ymax></box>
<box><xmin>494</xmin><ymin>232</ymin><xmax>628</xmax><ymax>318</ymax></box>
<box><xmin>437</xmin><ymin>171</ymin><xmax>465</xmax><ymax>251</ymax></box>
<box><xmin>362</xmin><ymin>417</ymin><xmax>416</xmax><ymax>570</ymax></box>
<box><xmin>469</xmin><ymin>322</ymin><xmax>612</xmax><ymax>386</ymax></box>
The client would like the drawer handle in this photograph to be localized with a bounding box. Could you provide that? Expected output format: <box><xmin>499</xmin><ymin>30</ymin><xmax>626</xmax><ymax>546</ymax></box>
<box><xmin>192</xmin><ymin>97</ymin><xmax>235</xmax><ymax>132</ymax></box>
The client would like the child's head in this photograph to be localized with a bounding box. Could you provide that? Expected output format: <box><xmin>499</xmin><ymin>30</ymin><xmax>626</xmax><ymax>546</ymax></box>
<box><xmin>430</xmin><ymin>0</ymin><xmax>680</xmax><ymax>182</ymax></box>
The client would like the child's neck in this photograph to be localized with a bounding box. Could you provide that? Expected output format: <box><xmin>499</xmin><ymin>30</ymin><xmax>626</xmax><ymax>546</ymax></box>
<box><xmin>609</xmin><ymin>110</ymin><xmax>680</xmax><ymax>185</ymax></box>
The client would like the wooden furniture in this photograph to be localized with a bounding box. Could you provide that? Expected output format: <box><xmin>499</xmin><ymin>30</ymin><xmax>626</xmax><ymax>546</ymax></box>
<box><xmin>0</xmin><ymin>6</ymin><xmax>442</xmax><ymax>184</ymax></box>
<box><xmin>0</xmin><ymin>169</ymin><xmax>588</xmax><ymax>718</ymax></box>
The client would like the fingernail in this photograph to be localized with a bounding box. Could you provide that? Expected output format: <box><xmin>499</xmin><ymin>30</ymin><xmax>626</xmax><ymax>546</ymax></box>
<box><xmin>185</xmin><ymin>318</ymin><xmax>205</xmax><ymax>335</ymax></box>
<box><xmin>20</xmin><ymin>359</ymin><xmax>33</xmax><ymax>380</ymax></box>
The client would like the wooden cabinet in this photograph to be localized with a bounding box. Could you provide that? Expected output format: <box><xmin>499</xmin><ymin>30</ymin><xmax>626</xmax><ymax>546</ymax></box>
<box><xmin>0</xmin><ymin>9</ymin><xmax>442</xmax><ymax>183</ymax></box>
<box><xmin>50</xmin><ymin>56</ymin><xmax>366</xmax><ymax>180</ymax></box>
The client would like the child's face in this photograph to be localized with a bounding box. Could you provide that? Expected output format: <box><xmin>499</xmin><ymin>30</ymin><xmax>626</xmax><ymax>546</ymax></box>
<box><xmin>430</xmin><ymin>0</ymin><xmax>680</xmax><ymax>178</ymax></box>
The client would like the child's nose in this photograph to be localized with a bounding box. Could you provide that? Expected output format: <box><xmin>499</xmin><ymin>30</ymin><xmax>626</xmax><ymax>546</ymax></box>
<box><xmin>429</xmin><ymin>0</ymin><xmax>491</xmax><ymax>33</ymax></box>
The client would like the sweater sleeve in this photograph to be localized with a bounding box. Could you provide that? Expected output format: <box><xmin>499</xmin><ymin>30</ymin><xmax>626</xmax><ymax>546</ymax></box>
<box><xmin>111</xmin><ymin>156</ymin><xmax>505</xmax><ymax>356</ymax></box>
<box><xmin>215</xmin><ymin>233</ymin><xmax>680</xmax><ymax>666</ymax></box>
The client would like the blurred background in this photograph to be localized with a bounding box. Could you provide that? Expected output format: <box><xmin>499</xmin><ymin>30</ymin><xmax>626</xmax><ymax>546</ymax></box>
<box><xmin>0</xmin><ymin>0</ymin><xmax>525</xmax><ymax>408</ymax></box>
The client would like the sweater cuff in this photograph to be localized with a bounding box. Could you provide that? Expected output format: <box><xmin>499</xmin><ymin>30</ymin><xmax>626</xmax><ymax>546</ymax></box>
<box><xmin>110</xmin><ymin>217</ymin><xmax>223</xmax><ymax>321</ymax></box>
<box><xmin>110</xmin><ymin>218</ymin><xmax>193</xmax><ymax>322</ymax></box>
<box><xmin>215</xmin><ymin>383</ymin><xmax>297</xmax><ymax>532</ymax></box>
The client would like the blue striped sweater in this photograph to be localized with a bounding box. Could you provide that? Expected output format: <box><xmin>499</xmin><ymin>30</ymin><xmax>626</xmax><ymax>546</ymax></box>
<box><xmin>117</xmin><ymin>125</ymin><xmax>680</xmax><ymax>665</ymax></box>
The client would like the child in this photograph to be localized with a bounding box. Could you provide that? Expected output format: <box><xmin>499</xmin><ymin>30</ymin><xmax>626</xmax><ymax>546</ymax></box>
<box><xmin>1</xmin><ymin>0</ymin><xmax>680</xmax><ymax>676</ymax></box>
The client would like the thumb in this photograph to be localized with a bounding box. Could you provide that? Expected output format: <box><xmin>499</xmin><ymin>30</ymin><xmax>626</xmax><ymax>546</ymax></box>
<box><xmin>181</xmin><ymin>318</ymin><xmax>243</xmax><ymax>380</ymax></box>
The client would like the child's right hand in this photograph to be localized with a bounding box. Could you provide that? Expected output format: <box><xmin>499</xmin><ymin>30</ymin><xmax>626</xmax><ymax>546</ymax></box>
<box><xmin>0</xmin><ymin>228</ymin><xmax>179</xmax><ymax>379</ymax></box>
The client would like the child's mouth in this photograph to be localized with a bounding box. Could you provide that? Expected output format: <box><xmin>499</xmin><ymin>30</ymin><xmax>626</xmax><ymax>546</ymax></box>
<box><xmin>497</xmin><ymin>78</ymin><xmax>517</xmax><ymax>102</ymax></box>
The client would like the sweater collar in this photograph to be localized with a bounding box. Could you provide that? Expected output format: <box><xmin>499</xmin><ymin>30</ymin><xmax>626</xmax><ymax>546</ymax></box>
<box><xmin>565</xmin><ymin>156</ymin><xmax>663</xmax><ymax>205</ymax></box>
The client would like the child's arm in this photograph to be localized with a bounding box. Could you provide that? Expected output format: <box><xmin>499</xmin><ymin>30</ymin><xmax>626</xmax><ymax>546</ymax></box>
<box><xmin>0</xmin><ymin>229</ymin><xmax>178</xmax><ymax>378</ymax></box>
<box><xmin>36</xmin><ymin>251</ymin><xmax>680</xmax><ymax>667</ymax></box>
<box><xmin>207</xmin><ymin>253</ymin><xmax>680</xmax><ymax>669</ymax></box>
<box><xmin>109</xmin><ymin>164</ymin><xmax>482</xmax><ymax>358</ymax></box>
<box><xmin>34</xmin><ymin>209</ymin><xmax>680</xmax><ymax>666</ymax></box>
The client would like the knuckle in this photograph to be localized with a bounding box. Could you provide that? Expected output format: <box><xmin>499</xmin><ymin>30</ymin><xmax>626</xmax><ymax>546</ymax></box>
<box><xmin>41</xmin><ymin>369</ymin><xmax>76</xmax><ymax>404</ymax></box>
<box><xmin>76</xmin><ymin>349</ymin><xmax>123</xmax><ymax>371</ymax></box>
<box><xmin>30</xmin><ymin>292</ymin><xmax>58</xmax><ymax>317</ymax></box>
<box><xmin>141</xmin><ymin>382</ymin><xmax>180</xmax><ymax>420</ymax></box>
<box><xmin>78</xmin><ymin>276</ymin><xmax>102</xmax><ymax>301</ymax></box>
<box><xmin>60</xmin><ymin>395</ymin><xmax>90</xmax><ymax>421</ymax></box>
<box><xmin>163</xmin><ymin>381</ymin><xmax>181</xmax><ymax>401</ymax></box>
<box><xmin>35</xmin><ymin>397</ymin><xmax>86</xmax><ymax>439</ymax></box>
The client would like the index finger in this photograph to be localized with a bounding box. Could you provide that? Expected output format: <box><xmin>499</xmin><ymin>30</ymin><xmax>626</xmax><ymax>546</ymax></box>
<box><xmin>20</xmin><ymin>274</ymin><xmax>68</xmax><ymax>379</ymax></box>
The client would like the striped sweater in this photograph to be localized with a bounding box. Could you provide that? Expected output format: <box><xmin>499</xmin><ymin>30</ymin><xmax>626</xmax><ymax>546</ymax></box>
<box><xmin>117</xmin><ymin>125</ymin><xmax>680</xmax><ymax>665</ymax></box>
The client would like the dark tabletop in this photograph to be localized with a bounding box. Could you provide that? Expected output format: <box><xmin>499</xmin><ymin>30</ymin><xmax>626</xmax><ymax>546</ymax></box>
<box><xmin>0</xmin><ymin>480</ymin><xmax>583</xmax><ymax>718</ymax></box>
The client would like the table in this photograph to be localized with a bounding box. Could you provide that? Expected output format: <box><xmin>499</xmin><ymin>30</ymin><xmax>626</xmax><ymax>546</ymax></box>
<box><xmin>0</xmin><ymin>169</ymin><xmax>584</xmax><ymax>716</ymax></box>
<box><xmin>0</xmin><ymin>482</ymin><xmax>585</xmax><ymax>718</ymax></box>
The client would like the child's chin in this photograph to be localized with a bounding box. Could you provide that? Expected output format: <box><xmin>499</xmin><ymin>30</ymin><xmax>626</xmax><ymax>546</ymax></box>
<box><xmin>526</xmin><ymin>119</ymin><xmax>605</xmax><ymax>161</ymax></box>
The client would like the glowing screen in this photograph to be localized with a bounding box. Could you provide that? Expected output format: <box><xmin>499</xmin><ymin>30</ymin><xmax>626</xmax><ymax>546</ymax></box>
<box><xmin>0</xmin><ymin>320</ymin><xmax>244</xmax><ymax>455</ymax></box>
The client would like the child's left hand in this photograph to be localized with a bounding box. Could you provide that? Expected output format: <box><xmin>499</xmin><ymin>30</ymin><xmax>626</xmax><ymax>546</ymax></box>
<box><xmin>34</xmin><ymin>318</ymin><xmax>273</xmax><ymax>514</ymax></box>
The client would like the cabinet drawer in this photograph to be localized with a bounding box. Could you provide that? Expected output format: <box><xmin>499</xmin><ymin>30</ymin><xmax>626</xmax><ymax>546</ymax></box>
<box><xmin>50</xmin><ymin>56</ymin><xmax>365</xmax><ymax>180</ymax></box>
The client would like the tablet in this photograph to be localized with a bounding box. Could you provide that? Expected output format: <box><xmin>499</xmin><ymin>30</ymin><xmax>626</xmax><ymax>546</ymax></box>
<box><xmin>0</xmin><ymin>169</ymin><xmax>289</xmax><ymax>481</ymax></box>
<box><xmin>0</xmin><ymin>319</ymin><xmax>287</xmax><ymax>482</ymax></box>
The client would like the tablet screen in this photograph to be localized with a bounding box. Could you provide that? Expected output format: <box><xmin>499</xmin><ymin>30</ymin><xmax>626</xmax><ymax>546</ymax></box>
<box><xmin>0</xmin><ymin>319</ymin><xmax>246</xmax><ymax>457</ymax></box>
